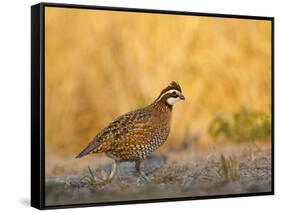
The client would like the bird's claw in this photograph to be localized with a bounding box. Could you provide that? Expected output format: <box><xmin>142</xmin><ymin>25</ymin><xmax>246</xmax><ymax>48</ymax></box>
<box><xmin>79</xmin><ymin>166</ymin><xmax>114</xmax><ymax>187</ymax></box>
<box><xmin>137</xmin><ymin>171</ymin><xmax>150</xmax><ymax>183</ymax></box>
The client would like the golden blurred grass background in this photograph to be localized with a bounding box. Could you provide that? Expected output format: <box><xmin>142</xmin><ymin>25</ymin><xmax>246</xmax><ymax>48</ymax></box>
<box><xmin>45</xmin><ymin>7</ymin><xmax>271</xmax><ymax>163</ymax></box>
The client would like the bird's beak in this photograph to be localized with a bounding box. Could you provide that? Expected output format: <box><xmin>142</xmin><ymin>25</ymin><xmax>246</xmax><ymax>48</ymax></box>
<box><xmin>179</xmin><ymin>93</ymin><xmax>185</xmax><ymax>100</ymax></box>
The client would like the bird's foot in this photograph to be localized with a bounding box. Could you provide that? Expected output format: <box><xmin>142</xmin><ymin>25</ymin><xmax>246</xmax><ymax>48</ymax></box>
<box><xmin>80</xmin><ymin>161</ymin><xmax>119</xmax><ymax>187</ymax></box>
<box><xmin>80</xmin><ymin>166</ymin><xmax>114</xmax><ymax>187</ymax></box>
<box><xmin>137</xmin><ymin>171</ymin><xmax>150</xmax><ymax>183</ymax></box>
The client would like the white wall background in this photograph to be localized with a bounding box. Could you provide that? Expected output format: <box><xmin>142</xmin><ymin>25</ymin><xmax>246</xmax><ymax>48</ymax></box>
<box><xmin>0</xmin><ymin>0</ymin><xmax>279</xmax><ymax>212</ymax></box>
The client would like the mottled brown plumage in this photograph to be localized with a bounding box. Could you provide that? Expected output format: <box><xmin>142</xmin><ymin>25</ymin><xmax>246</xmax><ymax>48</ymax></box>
<box><xmin>76</xmin><ymin>81</ymin><xmax>185</xmax><ymax>180</ymax></box>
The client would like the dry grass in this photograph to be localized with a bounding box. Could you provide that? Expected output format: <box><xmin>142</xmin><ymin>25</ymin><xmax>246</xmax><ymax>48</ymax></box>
<box><xmin>44</xmin><ymin>8</ymin><xmax>271</xmax><ymax>172</ymax></box>
<box><xmin>220</xmin><ymin>154</ymin><xmax>239</xmax><ymax>181</ymax></box>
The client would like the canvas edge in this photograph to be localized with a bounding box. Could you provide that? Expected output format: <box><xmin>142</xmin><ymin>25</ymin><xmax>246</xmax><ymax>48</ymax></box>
<box><xmin>40</xmin><ymin>1</ymin><xmax>274</xmax><ymax>20</ymax></box>
<box><xmin>31</xmin><ymin>3</ymin><xmax>45</xmax><ymax>210</ymax></box>
<box><xmin>271</xmin><ymin>17</ymin><xmax>274</xmax><ymax>195</ymax></box>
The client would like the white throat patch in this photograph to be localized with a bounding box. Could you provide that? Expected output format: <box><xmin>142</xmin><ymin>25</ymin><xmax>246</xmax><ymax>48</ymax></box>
<box><xmin>166</xmin><ymin>97</ymin><xmax>181</xmax><ymax>105</ymax></box>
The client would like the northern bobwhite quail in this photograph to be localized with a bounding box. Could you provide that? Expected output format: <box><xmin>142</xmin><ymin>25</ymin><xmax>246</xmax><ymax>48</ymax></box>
<box><xmin>76</xmin><ymin>81</ymin><xmax>185</xmax><ymax>181</ymax></box>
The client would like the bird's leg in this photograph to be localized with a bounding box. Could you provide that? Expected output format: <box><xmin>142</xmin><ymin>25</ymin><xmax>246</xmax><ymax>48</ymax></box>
<box><xmin>135</xmin><ymin>160</ymin><xmax>141</xmax><ymax>175</ymax></box>
<box><xmin>135</xmin><ymin>160</ymin><xmax>149</xmax><ymax>182</ymax></box>
<box><xmin>107</xmin><ymin>160</ymin><xmax>118</xmax><ymax>181</ymax></box>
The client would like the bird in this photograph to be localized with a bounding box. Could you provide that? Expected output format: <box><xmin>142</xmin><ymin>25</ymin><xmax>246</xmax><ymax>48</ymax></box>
<box><xmin>76</xmin><ymin>81</ymin><xmax>185</xmax><ymax>181</ymax></box>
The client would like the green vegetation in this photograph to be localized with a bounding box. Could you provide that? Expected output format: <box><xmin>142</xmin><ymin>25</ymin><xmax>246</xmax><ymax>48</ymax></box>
<box><xmin>209</xmin><ymin>107</ymin><xmax>271</xmax><ymax>141</ymax></box>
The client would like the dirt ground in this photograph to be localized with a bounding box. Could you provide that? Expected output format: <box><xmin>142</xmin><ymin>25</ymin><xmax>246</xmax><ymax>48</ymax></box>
<box><xmin>45</xmin><ymin>142</ymin><xmax>272</xmax><ymax>206</ymax></box>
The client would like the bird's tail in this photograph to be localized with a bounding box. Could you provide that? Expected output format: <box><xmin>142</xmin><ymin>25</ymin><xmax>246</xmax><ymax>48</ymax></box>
<box><xmin>75</xmin><ymin>144</ymin><xmax>93</xmax><ymax>158</ymax></box>
<box><xmin>75</xmin><ymin>138</ymin><xmax>103</xmax><ymax>158</ymax></box>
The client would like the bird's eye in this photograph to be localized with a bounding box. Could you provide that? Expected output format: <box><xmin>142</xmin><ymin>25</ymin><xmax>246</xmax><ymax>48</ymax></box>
<box><xmin>172</xmin><ymin>91</ymin><xmax>177</xmax><ymax>95</ymax></box>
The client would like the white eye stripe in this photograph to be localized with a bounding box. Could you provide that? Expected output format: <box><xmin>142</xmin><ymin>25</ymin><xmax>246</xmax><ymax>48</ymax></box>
<box><xmin>157</xmin><ymin>89</ymin><xmax>179</xmax><ymax>101</ymax></box>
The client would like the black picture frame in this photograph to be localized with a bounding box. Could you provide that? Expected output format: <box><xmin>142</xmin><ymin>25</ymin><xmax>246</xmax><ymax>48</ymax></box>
<box><xmin>31</xmin><ymin>2</ymin><xmax>274</xmax><ymax>210</ymax></box>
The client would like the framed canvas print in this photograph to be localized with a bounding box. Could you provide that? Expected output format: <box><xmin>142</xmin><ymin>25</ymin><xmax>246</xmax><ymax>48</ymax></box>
<box><xmin>31</xmin><ymin>2</ymin><xmax>274</xmax><ymax>210</ymax></box>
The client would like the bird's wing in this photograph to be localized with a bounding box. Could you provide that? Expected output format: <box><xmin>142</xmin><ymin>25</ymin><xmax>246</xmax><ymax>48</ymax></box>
<box><xmin>76</xmin><ymin>109</ymin><xmax>151</xmax><ymax>158</ymax></box>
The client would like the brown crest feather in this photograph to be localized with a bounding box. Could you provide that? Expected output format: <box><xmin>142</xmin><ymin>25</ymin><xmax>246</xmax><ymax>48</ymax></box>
<box><xmin>156</xmin><ymin>81</ymin><xmax>182</xmax><ymax>101</ymax></box>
